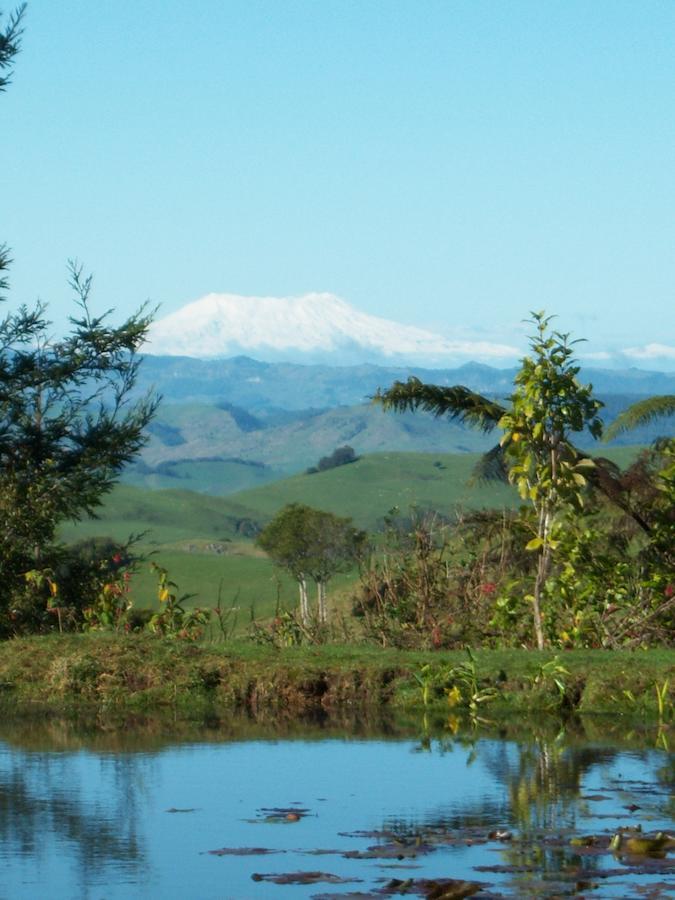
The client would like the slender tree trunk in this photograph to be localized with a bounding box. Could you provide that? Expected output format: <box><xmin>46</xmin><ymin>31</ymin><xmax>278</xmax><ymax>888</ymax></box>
<box><xmin>532</xmin><ymin>545</ymin><xmax>549</xmax><ymax>650</ymax></box>
<box><xmin>532</xmin><ymin>503</ymin><xmax>551</xmax><ymax>650</ymax></box>
<box><xmin>298</xmin><ymin>576</ymin><xmax>309</xmax><ymax>625</ymax></box>
<box><xmin>317</xmin><ymin>580</ymin><xmax>327</xmax><ymax>624</ymax></box>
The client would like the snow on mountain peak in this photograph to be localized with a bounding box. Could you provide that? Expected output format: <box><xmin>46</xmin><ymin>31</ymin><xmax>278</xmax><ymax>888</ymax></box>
<box><xmin>146</xmin><ymin>291</ymin><xmax>520</xmax><ymax>364</ymax></box>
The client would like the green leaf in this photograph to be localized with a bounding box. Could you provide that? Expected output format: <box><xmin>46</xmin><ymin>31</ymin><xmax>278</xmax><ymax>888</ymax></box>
<box><xmin>525</xmin><ymin>537</ymin><xmax>544</xmax><ymax>551</ymax></box>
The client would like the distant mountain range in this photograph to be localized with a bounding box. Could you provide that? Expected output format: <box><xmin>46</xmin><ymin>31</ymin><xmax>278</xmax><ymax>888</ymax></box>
<box><xmin>124</xmin><ymin>354</ymin><xmax>675</xmax><ymax>496</ymax></box>
<box><xmin>137</xmin><ymin>354</ymin><xmax>675</xmax><ymax>410</ymax></box>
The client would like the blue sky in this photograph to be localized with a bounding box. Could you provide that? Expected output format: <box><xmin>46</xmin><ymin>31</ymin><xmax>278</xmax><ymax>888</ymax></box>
<box><xmin>2</xmin><ymin>0</ymin><xmax>674</xmax><ymax>367</ymax></box>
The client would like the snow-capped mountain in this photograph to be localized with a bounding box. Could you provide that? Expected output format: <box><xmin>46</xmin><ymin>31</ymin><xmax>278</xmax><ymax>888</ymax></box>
<box><xmin>146</xmin><ymin>292</ymin><xmax>520</xmax><ymax>365</ymax></box>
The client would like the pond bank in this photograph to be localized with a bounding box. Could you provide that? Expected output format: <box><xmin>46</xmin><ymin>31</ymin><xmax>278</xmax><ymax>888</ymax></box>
<box><xmin>0</xmin><ymin>634</ymin><xmax>673</xmax><ymax>720</ymax></box>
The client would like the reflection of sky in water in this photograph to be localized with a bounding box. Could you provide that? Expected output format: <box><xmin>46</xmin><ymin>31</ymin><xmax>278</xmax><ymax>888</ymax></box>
<box><xmin>0</xmin><ymin>738</ymin><xmax>672</xmax><ymax>899</ymax></box>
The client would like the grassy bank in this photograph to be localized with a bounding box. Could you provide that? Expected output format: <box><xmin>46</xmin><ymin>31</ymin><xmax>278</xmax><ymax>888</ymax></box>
<box><xmin>0</xmin><ymin>635</ymin><xmax>673</xmax><ymax>722</ymax></box>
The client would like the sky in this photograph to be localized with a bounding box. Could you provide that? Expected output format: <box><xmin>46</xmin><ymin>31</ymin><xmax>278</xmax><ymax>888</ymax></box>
<box><xmin>1</xmin><ymin>0</ymin><xmax>674</xmax><ymax>368</ymax></box>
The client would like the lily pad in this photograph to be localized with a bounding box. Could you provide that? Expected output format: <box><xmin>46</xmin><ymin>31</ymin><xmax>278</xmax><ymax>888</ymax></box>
<box><xmin>312</xmin><ymin>894</ymin><xmax>380</xmax><ymax>900</ymax></box>
<box><xmin>251</xmin><ymin>870</ymin><xmax>361</xmax><ymax>885</ymax></box>
<box><xmin>206</xmin><ymin>846</ymin><xmax>285</xmax><ymax>857</ymax></box>
<box><xmin>344</xmin><ymin>841</ymin><xmax>436</xmax><ymax>860</ymax></box>
<box><xmin>376</xmin><ymin>877</ymin><xmax>486</xmax><ymax>898</ymax></box>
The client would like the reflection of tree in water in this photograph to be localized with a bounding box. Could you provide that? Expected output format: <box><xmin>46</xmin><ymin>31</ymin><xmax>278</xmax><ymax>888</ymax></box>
<box><xmin>479</xmin><ymin>735</ymin><xmax>619</xmax><ymax>893</ymax></box>
<box><xmin>657</xmin><ymin>755</ymin><xmax>675</xmax><ymax>819</ymax></box>
<box><xmin>0</xmin><ymin>747</ymin><xmax>154</xmax><ymax>891</ymax></box>
<box><xmin>481</xmin><ymin>734</ymin><xmax>619</xmax><ymax>831</ymax></box>
<box><xmin>385</xmin><ymin>731</ymin><xmax>640</xmax><ymax>895</ymax></box>
<box><xmin>408</xmin><ymin>729</ymin><xmax>618</xmax><ymax>830</ymax></box>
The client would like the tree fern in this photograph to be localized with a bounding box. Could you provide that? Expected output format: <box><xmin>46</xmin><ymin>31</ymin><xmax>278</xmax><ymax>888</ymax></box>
<box><xmin>604</xmin><ymin>395</ymin><xmax>675</xmax><ymax>441</ymax></box>
<box><xmin>374</xmin><ymin>378</ymin><xmax>506</xmax><ymax>433</ymax></box>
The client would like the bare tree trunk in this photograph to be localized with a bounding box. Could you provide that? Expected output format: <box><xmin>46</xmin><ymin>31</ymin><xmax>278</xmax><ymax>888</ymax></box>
<box><xmin>317</xmin><ymin>580</ymin><xmax>327</xmax><ymax>624</ymax></box>
<box><xmin>532</xmin><ymin>546</ymin><xmax>549</xmax><ymax>650</ymax></box>
<box><xmin>532</xmin><ymin>502</ymin><xmax>551</xmax><ymax>651</ymax></box>
<box><xmin>298</xmin><ymin>577</ymin><xmax>309</xmax><ymax>625</ymax></box>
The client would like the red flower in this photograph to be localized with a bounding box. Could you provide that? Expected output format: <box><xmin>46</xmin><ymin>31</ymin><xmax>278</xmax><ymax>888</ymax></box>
<box><xmin>480</xmin><ymin>582</ymin><xmax>497</xmax><ymax>595</ymax></box>
<box><xmin>665</xmin><ymin>584</ymin><xmax>674</xmax><ymax>598</ymax></box>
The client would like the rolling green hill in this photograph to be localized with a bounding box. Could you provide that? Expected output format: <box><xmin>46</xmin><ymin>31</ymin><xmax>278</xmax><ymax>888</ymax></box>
<box><xmin>126</xmin><ymin>401</ymin><xmax>498</xmax><ymax>494</ymax></box>
<box><xmin>60</xmin><ymin>450</ymin><xmax>521</xmax><ymax>615</ymax></box>
<box><xmin>124</xmin><ymin>390</ymin><xmax>673</xmax><ymax>497</ymax></box>
<box><xmin>63</xmin><ymin>450</ymin><xmax>524</xmax><ymax>544</ymax></box>
<box><xmin>226</xmin><ymin>451</ymin><xmax>520</xmax><ymax>527</ymax></box>
<box><xmin>59</xmin><ymin>446</ymin><xmax>643</xmax><ymax>618</ymax></box>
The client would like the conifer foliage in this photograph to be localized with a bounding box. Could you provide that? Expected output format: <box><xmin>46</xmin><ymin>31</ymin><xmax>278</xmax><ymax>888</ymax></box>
<box><xmin>0</xmin><ymin>7</ymin><xmax>158</xmax><ymax>632</ymax></box>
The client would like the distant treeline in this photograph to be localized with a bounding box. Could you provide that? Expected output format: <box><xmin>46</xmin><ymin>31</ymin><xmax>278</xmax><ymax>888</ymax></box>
<box><xmin>306</xmin><ymin>445</ymin><xmax>358</xmax><ymax>475</ymax></box>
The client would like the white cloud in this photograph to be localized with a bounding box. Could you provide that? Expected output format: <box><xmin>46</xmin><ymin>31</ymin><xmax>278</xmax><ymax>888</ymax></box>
<box><xmin>622</xmin><ymin>343</ymin><xmax>675</xmax><ymax>361</ymax></box>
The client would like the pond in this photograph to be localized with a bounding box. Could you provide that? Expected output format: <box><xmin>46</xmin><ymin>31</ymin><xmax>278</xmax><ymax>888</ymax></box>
<box><xmin>0</xmin><ymin>715</ymin><xmax>672</xmax><ymax>899</ymax></box>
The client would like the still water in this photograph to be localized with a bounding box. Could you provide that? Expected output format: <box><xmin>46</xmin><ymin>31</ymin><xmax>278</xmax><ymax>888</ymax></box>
<box><xmin>0</xmin><ymin>717</ymin><xmax>672</xmax><ymax>899</ymax></box>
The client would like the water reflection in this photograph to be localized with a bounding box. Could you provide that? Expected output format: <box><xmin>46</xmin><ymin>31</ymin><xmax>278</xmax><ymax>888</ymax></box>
<box><xmin>0</xmin><ymin>748</ymin><xmax>147</xmax><ymax>896</ymax></box>
<box><xmin>399</xmin><ymin>724</ymin><xmax>674</xmax><ymax>898</ymax></box>
<box><xmin>0</xmin><ymin>713</ymin><xmax>671</xmax><ymax>899</ymax></box>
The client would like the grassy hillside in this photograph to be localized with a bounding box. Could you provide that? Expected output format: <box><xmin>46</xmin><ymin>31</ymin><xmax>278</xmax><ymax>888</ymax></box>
<box><xmin>129</xmin><ymin>402</ymin><xmax>499</xmax><ymax>492</ymax></box>
<box><xmin>227</xmin><ymin>451</ymin><xmax>520</xmax><ymax>526</ymax></box>
<box><xmin>123</xmin><ymin>457</ymin><xmax>282</xmax><ymax>496</ymax></box>
<box><xmin>59</xmin><ymin>447</ymin><xmax>643</xmax><ymax>619</ymax></box>
<box><xmin>60</xmin><ymin>450</ymin><xmax>521</xmax><ymax>617</ymax></box>
<box><xmin>64</xmin><ymin>450</ymin><xmax>525</xmax><ymax>544</ymax></box>
<box><xmin>124</xmin><ymin>389</ymin><xmax>672</xmax><ymax>496</ymax></box>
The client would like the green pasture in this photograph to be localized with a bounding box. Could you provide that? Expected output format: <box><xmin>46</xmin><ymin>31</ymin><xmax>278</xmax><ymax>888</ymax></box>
<box><xmin>123</xmin><ymin>458</ymin><xmax>282</xmax><ymax>496</ymax></box>
<box><xmin>58</xmin><ymin>485</ymin><xmax>256</xmax><ymax>545</ymax></box>
<box><xmin>64</xmin><ymin>447</ymin><xmax>642</xmax><ymax>544</ymax></box>
<box><xmin>64</xmin><ymin>450</ymin><xmax>526</xmax><ymax>544</ymax></box>
<box><xmin>207</xmin><ymin>443</ymin><xmax>641</xmax><ymax>530</ymax></box>
<box><xmin>228</xmin><ymin>451</ymin><xmax>519</xmax><ymax>526</ymax></box>
<box><xmin>58</xmin><ymin>446</ymin><xmax>645</xmax><ymax>625</ymax></box>
<box><xmin>124</xmin><ymin>547</ymin><xmax>356</xmax><ymax>622</ymax></box>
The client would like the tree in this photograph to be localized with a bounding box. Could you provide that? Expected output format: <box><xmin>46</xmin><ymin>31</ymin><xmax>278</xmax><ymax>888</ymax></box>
<box><xmin>0</xmin><ymin>11</ymin><xmax>159</xmax><ymax>631</ymax></box>
<box><xmin>0</xmin><ymin>266</ymin><xmax>159</xmax><ymax>629</ymax></box>
<box><xmin>0</xmin><ymin>4</ymin><xmax>25</xmax><ymax>296</ymax></box>
<box><xmin>305</xmin><ymin>507</ymin><xmax>366</xmax><ymax>622</ymax></box>
<box><xmin>0</xmin><ymin>4</ymin><xmax>23</xmax><ymax>91</ymax></box>
<box><xmin>256</xmin><ymin>503</ymin><xmax>365</xmax><ymax>625</ymax></box>
<box><xmin>375</xmin><ymin>312</ymin><xmax>603</xmax><ymax>649</ymax></box>
<box><xmin>306</xmin><ymin>445</ymin><xmax>358</xmax><ymax>475</ymax></box>
<box><xmin>497</xmin><ymin>314</ymin><xmax>603</xmax><ymax>648</ymax></box>
<box><xmin>604</xmin><ymin>394</ymin><xmax>675</xmax><ymax>588</ymax></box>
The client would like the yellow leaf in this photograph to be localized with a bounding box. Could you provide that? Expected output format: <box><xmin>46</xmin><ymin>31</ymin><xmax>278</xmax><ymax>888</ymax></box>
<box><xmin>446</xmin><ymin>685</ymin><xmax>462</xmax><ymax>707</ymax></box>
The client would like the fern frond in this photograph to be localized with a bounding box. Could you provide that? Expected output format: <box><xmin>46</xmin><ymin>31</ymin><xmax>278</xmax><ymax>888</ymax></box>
<box><xmin>374</xmin><ymin>377</ymin><xmax>505</xmax><ymax>433</ymax></box>
<box><xmin>604</xmin><ymin>395</ymin><xmax>675</xmax><ymax>441</ymax></box>
<box><xmin>471</xmin><ymin>443</ymin><xmax>509</xmax><ymax>482</ymax></box>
